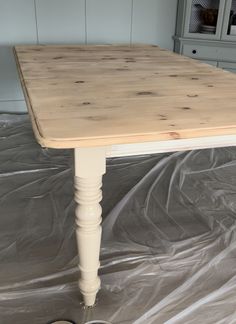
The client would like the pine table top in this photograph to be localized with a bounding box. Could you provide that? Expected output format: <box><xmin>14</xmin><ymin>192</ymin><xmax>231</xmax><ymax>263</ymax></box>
<box><xmin>14</xmin><ymin>44</ymin><xmax>236</xmax><ymax>148</ymax></box>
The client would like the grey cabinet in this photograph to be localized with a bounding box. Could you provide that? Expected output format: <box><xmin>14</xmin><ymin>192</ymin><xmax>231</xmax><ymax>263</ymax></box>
<box><xmin>174</xmin><ymin>0</ymin><xmax>236</xmax><ymax>73</ymax></box>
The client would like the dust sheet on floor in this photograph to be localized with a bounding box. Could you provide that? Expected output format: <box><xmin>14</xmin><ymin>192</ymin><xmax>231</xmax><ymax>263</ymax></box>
<box><xmin>0</xmin><ymin>114</ymin><xmax>236</xmax><ymax>324</ymax></box>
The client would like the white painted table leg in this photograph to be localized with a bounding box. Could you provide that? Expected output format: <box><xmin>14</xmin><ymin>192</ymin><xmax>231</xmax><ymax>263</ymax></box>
<box><xmin>74</xmin><ymin>147</ymin><xmax>106</xmax><ymax>307</ymax></box>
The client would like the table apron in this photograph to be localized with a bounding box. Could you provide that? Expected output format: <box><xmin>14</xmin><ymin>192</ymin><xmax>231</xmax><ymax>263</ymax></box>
<box><xmin>107</xmin><ymin>134</ymin><xmax>236</xmax><ymax>158</ymax></box>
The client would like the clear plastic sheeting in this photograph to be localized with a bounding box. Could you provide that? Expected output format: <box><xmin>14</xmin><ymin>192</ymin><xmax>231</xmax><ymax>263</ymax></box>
<box><xmin>0</xmin><ymin>115</ymin><xmax>236</xmax><ymax>324</ymax></box>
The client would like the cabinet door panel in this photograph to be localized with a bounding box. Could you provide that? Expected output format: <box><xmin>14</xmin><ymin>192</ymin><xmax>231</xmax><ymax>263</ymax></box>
<box><xmin>221</xmin><ymin>0</ymin><xmax>236</xmax><ymax>41</ymax></box>
<box><xmin>0</xmin><ymin>101</ymin><xmax>27</xmax><ymax>113</ymax></box>
<box><xmin>86</xmin><ymin>0</ymin><xmax>132</xmax><ymax>44</ymax></box>
<box><xmin>184</xmin><ymin>0</ymin><xmax>226</xmax><ymax>40</ymax></box>
<box><xmin>36</xmin><ymin>0</ymin><xmax>86</xmax><ymax>44</ymax></box>
<box><xmin>0</xmin><ymin>0</ymin><xmax>37</xmax><ymax>44</ymax></box>
<box><xmin>132</xmin><ymin>0</ymin><xmax>178</xmax><ymax>50</ymax></box>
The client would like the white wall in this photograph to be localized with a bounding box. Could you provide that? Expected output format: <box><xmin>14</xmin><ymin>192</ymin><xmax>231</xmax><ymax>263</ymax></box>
<box><xmin>0</xmin><ymin>0</ymin><xmax>178</xmax><ymax>112</ymax></box>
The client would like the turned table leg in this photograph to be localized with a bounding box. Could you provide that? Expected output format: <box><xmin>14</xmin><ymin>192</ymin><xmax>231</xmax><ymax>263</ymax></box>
<box><xmin>74</xmin><ymin>147</ymin><xmax>106</xmax><ymax>307</ymax></box>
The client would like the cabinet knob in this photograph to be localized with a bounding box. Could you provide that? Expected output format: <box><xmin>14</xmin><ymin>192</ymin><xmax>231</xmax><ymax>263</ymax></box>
<box><xmin>192</xmin><ymin>49</ymin><xmax>197</xmax><ymax>54</ymax></box>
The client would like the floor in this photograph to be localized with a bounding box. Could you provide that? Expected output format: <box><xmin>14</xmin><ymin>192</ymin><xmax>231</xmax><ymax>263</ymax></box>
<box><xmin>1</xmin><ymin>114</ymin><xmax>236</xmax><ymax>324</ymax></box>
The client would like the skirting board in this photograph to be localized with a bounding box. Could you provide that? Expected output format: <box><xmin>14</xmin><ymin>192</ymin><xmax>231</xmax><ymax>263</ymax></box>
<box><xmin>0</xmin><ymin>100</ymin><xmax>27</xmax><ymax>113</ymax></box>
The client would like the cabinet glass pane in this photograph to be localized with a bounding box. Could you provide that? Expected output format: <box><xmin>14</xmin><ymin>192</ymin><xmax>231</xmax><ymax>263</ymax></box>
<box><xmin>189</xmin><ymin>0</ymin><xmax>220</xmax><ymax>35</ymax></box>
<box><xmin>226</xmin><ymin>0</ymin><xmax>236</xmax><ymax>35</ymax></box>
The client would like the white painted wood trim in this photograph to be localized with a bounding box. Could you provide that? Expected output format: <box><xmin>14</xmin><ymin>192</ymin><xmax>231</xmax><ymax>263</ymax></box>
<box><xmin>74</xmin><ymin>147</ymin><xmax>106</xmax><ymax>307</ymax></box>
<box><xmin>107</xmin><ymin>135</ymin><xmax>236</xmax><ymax>157</ymax></box>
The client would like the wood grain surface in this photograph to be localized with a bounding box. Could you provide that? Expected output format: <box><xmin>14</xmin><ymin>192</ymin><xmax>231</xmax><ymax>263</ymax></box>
<box><xmin>14</xmin><ymin>45</ymin><xmax>236</xmax><ymax>148</ymax></box>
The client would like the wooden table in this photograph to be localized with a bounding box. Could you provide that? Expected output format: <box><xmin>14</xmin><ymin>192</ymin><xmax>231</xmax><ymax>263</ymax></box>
<box><xmin>14</xmin><ymin>45</ymin><xmax>236</xmax><ymax>307</ymax></box>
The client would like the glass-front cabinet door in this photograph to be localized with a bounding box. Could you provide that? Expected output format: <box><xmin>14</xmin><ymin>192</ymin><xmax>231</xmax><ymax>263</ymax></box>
<box><xmin>222</xmin><ymin>0</ymin><xmax>236</xmax><ymax>40</ymax></box>
<box><xmin>184</xmin><ymin>0</ymin><xmax>226</xmax><ymax>39</ymax></box>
